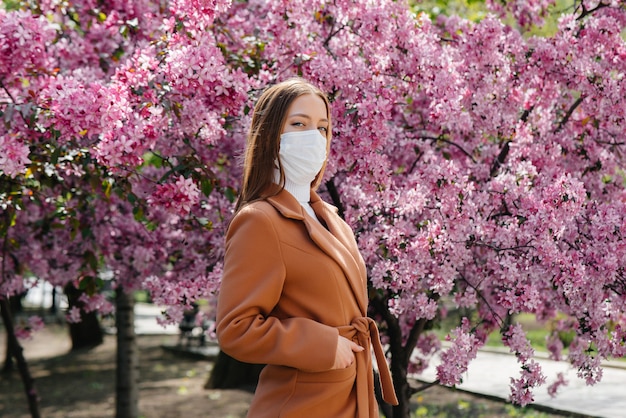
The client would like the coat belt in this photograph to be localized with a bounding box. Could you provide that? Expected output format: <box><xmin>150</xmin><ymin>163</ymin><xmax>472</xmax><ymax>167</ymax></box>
<box><xmin>337</xmin><ymin>317</ymin><xmax>398</xmax><ymax>417</ymax></box>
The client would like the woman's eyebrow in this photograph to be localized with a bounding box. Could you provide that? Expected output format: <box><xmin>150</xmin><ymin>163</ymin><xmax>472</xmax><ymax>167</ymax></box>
<box><xmin>288</xmin><ymin>113</ymin><xmax>329</xmax><ymax>123</ymax></box>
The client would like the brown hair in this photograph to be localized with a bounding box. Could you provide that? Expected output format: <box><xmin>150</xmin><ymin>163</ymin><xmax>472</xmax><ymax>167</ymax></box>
<box><xmin>234</xmin><ymin>78</ymin><xmax>332</xmax><ymax>213</ymax></box>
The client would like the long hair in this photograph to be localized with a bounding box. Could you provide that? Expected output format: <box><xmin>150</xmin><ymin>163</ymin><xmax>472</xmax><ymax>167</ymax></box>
<box><xmin>234</xmin><ymin>78</ymin><xmax>332</xmax><ymax>213</ymax></box>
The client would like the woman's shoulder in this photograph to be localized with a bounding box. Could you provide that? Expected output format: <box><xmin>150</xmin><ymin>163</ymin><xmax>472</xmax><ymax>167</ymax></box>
<box><xmin>230</xmin><ymin>199</ymin><xmax>281</xmax><ymax>225</ymax></box>
<box><xmin>226</xmin><ymin>200</ymin><xmax>281</xmax><ymax>240</ymax></box>
<box><xmin>237</xmin><ymin>199</ymin><xmax>276</xmax><ymax>215</ymax></box>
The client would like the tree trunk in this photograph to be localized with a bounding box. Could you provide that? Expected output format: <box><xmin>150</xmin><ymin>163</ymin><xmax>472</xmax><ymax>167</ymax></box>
<box><xmin>205</xmin><ymin>349</ymin><xmax>263</xmax><ymax>392</ymax></box>
<box><xmin>0</xmin><ymin>298</ymin><xmax>41</xmax><ymax>418</ymax></box>
<box><xmin>49</xmin><ymin>287</ymin><xmax>57</xmax><ymax>315</ymax></box>
<box><xmin>68</xmin><ymin>311</ymin><xmax>103</xmax><ymax>350</ymax></box>
<box><xmin>64</xmin><ymin>285</ymin><xmax>103</xmax><ymax>350</ymax></box>
<box><xmin>115</xmin><ymin>288</ymin><xmax>139</xmax><ymax>418</ymax></box>
<box><xmin>3</xmin><ymin>330</ymin><xmax>12</xmax><ymax>373</ymax></box>
<box><xmin>389</xmin><ymin>355</ymin><xmax>411</xmax><ymax>418</ymax></box>
<box><xmin>3</xmin><ymin>294</ymin><xmax>22</xmax><ymax>373</ymax></box>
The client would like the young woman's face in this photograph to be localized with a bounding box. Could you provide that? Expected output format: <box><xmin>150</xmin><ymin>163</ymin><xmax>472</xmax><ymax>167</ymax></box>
<box><xmin>282</xmin><ymin>93</ymin><xmax>329</xmax><ymax>140</ymax></box>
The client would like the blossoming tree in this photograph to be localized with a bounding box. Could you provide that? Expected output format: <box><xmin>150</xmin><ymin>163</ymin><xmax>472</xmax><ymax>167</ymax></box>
<box><xmin>1</xmin><ymin>0</ymin><xmax>625</xmax><ymax>417</ymax></box>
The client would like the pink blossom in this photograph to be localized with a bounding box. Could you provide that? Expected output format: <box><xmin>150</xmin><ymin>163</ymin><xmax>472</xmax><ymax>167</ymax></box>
<box><xmin>28</xmin><ymin>315</ymin><xmax>45</xmax><ymax>332</ymax></box>
<box><xmin>486</xmin><ymin>0</ymin><xmax>556</xmax><ymax>28</ymax></box>
<box><xmin>436</xmin><ymin>318</ymin><xmax>481</xmax><ymax>386</ymax></box>
<box><xmin>149</xmin><ymin>176</ymin><xmax>200</xmax><ymax>217</ymax></box>
<box><xmin>509</xmin><ymin>360</ymin><xmax>546</xmax><ymax>406</ymax></box>
<box><xmin>14</xmin><ymin>326</ymin><xmax>32</xmax><ymax>340</ymax></box>
<box><xmin>503</xmin><ymin>324</ymin><xmax>535</xmax><ymax>362</ymax></box>
<box><xmin>547</xmin><ymin>372</ymin><xmax>568</xmax><ymax>397</ymax></box>
<box><xmin>78</xmin><ymin>293</ymin><xmax>114</xmax><ymax>315</ymax></box>
<box><xmin>546</xmin><ymin>331</ymin><xmax>565</xmax><ymax>361</ymax></box>
<box><xmin>0</xmin><ymin>134</ymin><xmax>31</xmax><ymax>177</ymax></box>
<box><xmin>14</xmin><ymin>315</ymin><xmax>45</xmax><ymax>340</ymax></box>
<box><xmin>66</xmin><ymin>306</ymin><xmax>82</xmax><ymax>324</ymax></box>
<box><xmin>0</xmin><ymin>9</ymin><xmax>55</xmax><ymax>84</ymax></box>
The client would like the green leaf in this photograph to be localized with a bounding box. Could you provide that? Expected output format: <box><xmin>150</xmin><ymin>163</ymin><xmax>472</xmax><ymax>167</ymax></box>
<box><xmin>143</xmin><ymin>151</ymin><xmax>163</xmax><ymax>168</ymax></box>
<box><xmin>112</xmin><ymin>46</ymin><xmax>125</xmax><ymax>61</ymax></box>
<box><xmin>84</xmin><ymin>250</ymin><xmax>98</xmax><ymax>271</ymax></box>
<box><xmin>200</xmin><ymin>178</ymin><xmax>214</xmax><ymax>197</ymax></box>
<box><xmin>103</xmin><ymin>180</ymin><xmax>112</xmax><ymax>198</ymax></box>
<box><xmin>133</xmin><ymin>205</ymin><xmax>145</xmax><ymax>222</ymax></box>
<box><xmin>81</xmin><ymin>227</ymin><xmax>93</xmax><ymax>239</ymax></box>
<box><xmin>50</xmin><ymin>147</ymin><xmax>62</xmax><ymax>165</ymax></box>
<box><xmin>70</xmin><ymin>218</ymin><xmax>80</xmax><ymax>240</ymax></box>
<box><xmin>224</xmin><ymin>187</ymin><xmax>237</xmax><ymax>203</ymax></box>
<box><xmin>0</xmin><ymin>207</ymin><xmax>17</xmax><ymax>237</ymax></box>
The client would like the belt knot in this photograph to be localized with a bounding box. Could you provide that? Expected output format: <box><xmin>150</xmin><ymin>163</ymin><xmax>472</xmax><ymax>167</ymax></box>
<box><xmin>350</xmin><ymin>317</ymin><xmax>371</xmax><ymax>335</ymax></box>
<box><xmin>340</xmin><ymin>316</ymin><xmax>398</xmax><ymax>416</ymax></box>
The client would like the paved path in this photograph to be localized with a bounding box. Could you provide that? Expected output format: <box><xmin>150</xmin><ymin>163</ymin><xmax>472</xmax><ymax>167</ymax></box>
<box><xmin>413</xmin><ymin>348</ymin><xmax>626</xmax><ymax>418</ymax></box>
<box><xmin>133</xmin><ymin>303</ymin><xmax>179</xmax><ymax>335</ymax></box>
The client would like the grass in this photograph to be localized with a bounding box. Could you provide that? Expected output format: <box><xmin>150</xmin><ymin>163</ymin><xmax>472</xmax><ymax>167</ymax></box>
<box><xmin>413</xmin><ymin>400</ymin><xmax>558</xmax><ymax>418</ymax></box>
<box><xmin>411</xmin><ymin>388</ymin><xmax>569</xmax><ymax>418</ymax></box>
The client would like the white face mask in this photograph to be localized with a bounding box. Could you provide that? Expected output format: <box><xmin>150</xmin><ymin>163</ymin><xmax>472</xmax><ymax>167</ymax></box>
<box><xmin>278</xmin><ymin>130</ymin><xmax>327</xmax><ymax>186</ymax></box>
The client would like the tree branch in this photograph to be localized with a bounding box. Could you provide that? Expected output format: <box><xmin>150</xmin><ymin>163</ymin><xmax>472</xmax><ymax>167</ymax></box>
<box><xmin>0</xmin><ymin>223</ymin><xmax>41</xmax><ymax>417</ymax></box>
<box><xmin>325</xmin><ymin>177</ymin><xmax>345</xmax><ymax>219</ymax></box>
<box><xmin>458</xmin><ymin>272</ymin><xmax>506</xmax><ymax>329</ymax></box>
<box><xmin>554</xmin><ymin>96</ymin><xmax>584</xmax><ymax>133</ymax></box>
<box><xmin>489</xmin><ymin>140</ymin><xmax>510</xmax><ymax>178</ymax></box>
<box><xmin>419</xmin><ymin>135</ymin><xmax>477</xmax><ymax>164</ymax></box>
<box><xmin>411</xmin><ymin>379</ymin><xmax>441</xmax><ymax>394</ymax></box>
<box><xmin>576</xmin><ymin>1</ymin><xmax>610</xmax><ymax>20</ymax></box>
<box><xmin>404</xmin><ymin>317</ymin><xmax>428</xmax><ymax>365</ymax></box>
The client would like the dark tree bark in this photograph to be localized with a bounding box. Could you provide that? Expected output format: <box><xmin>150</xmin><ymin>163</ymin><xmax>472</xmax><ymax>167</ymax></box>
<box><xmin>49</xmin><ymin>287</ymin><xmax>57</xmax><ymax>315</ymax></box>
<box><xmin>3</xmin><ymin>329</ymin><xmax>11</xmax><ymax>373</ymax></box>
<box><xmin>115</xmin><ymin>288</ymin><xmax>139</xmax><ymax>418</ymax></box>
<box><xmin>0</xmin><ymin>298</ymin><xmax>41</xmax><ymax>418</ymax></box>
<box><xmin>64</xmin><ymin>284</ymin><xmax>104</xmax><ymax>350</ymax></box>
<box><xmin>371</xmin><ymin>293</ymin><xmax>435</xmax><ymax>418</ymax></box>
<box><xmin>205</xmin><ymin>350</ymin><xmax>263</xmax><ymax>392</ymax></box>
<box><xmin>3</xmin><ymin>293</ymin><xmax>23</xmax><ymax>373</ymax></box>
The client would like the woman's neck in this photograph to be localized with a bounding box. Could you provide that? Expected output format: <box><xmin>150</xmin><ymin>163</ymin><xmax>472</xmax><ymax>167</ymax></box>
<box><xmin>274</xmin><ymin>169</ymin><xmax>310</xmax><ymax>203</ymax></box>
<box><xmin>283</xmin><ymin>177</ymin><xmax>310</xmax><ymax>203</ymax></box>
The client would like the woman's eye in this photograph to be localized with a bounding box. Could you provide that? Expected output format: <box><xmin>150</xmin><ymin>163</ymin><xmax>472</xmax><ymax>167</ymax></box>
<box><xmin>318</xmin><ymin>126</ymin><xmax>328</xmax><ymax>133</ymax></box>
<box><xmin>292</xmin><ymin>122</ymin><xmax>304</xmax><ymax>127</ymax></box>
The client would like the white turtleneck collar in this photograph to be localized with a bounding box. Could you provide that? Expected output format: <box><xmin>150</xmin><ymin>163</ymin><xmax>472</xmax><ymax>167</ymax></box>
<box><xmin>274</xmin><ymin>169</ymin><xmax>319</xmax><ymax>222</ymax></box>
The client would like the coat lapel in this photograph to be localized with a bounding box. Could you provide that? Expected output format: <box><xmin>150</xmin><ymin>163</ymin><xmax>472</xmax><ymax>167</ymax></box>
<box><xmin>266</xmin><ymin>189</ymin><xmax>368</xmax><ymax>315</ymax></box>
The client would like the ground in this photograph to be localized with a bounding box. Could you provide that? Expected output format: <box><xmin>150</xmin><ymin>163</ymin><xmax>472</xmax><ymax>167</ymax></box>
<box><xmin>0</xmin><ymin>324</ymin><xmax>576</xmax><ymax>418</ymax></box>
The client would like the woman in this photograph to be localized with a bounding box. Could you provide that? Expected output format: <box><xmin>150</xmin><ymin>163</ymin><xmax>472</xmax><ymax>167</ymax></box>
<box><xmin>216</xmin><ymin>78</ymin><xmax>397</xmax><ymax>417</ymax></box>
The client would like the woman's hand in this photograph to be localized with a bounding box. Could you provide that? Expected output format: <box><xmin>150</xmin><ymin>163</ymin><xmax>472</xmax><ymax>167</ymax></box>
<box><xmin>332</xmin><ymin>336</ymin><xmax>364</xmax><ymax>369</ymax></box>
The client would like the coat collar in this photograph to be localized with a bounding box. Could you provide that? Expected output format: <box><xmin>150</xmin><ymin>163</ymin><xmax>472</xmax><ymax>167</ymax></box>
<box><xmin>266</xmin><ymin>187</ymin><xmax>368</xmax><ymax>315</ymax></box>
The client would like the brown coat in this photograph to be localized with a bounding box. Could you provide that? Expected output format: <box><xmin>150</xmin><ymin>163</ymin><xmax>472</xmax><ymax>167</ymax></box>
<box><xmin>216</xmin><ymin>188</ymin><xmax>397</xmax><ymax>417</ymax></box>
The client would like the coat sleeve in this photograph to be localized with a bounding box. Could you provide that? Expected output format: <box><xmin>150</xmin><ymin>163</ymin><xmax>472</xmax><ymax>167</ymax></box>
<box><xmin>215</xmin><ymin>204</ymin><xmax>339</xmax><ymax>372</ymax></box>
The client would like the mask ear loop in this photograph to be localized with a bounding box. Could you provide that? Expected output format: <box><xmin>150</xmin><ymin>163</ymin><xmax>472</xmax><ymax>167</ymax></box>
<box><xmin>273</xmin><ymin>159</ymin><xmax>285</xmax><ymax>188</ymax></box>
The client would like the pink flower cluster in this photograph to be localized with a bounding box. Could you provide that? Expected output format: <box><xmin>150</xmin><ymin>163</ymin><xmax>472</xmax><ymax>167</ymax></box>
<box><xmin>40</xmin><ymin>78</ymin><xmax>131</xmax><ymax>142</ymax></box>
<box><xmin>149</xmin><ymin>176</ymin><xmax>200</xmax><ymax>217</ymax></box>
<box><xmin>0</xmin><ymin>9</ymin><xmax>55</xmax><ymax>84</ymax></box>
<box><xmin>508</xmin><ymin>360</ymin><xmax>546</xmax><ymax>406</ymax></box>
<box><xmin>0</xmin><ymin>134</ymin><xmax>31</xmax><ymax>177</ymax></box>
<box><xmin>14</xmin><ymin>316</ymin><xmax>45</xmax><ymax>340</ymax></box>
<box><xmin>486</xmin><ymin>0</ymin><xmax>556</xmax><ymax>28</ymax></box>
<box><xmin>547</xmin><ymin>372</ymin><xmax>568</xmax><ymax>397</ymax></box>
<box><xmin>503</xmin><ymin>324</ymin><xmax>547</xmax><ymax>405</ymax></box>
<box><xmin>436</xmin><ymin>318</ymin><xmax>480</xmax><ymax>386</ymax></box>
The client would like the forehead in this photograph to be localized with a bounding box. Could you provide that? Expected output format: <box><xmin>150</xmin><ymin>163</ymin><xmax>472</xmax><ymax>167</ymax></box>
<box><xmin>286</xmin><ymin>94</ymin><xmax>327</xmax><ymax>119</ymax></box>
